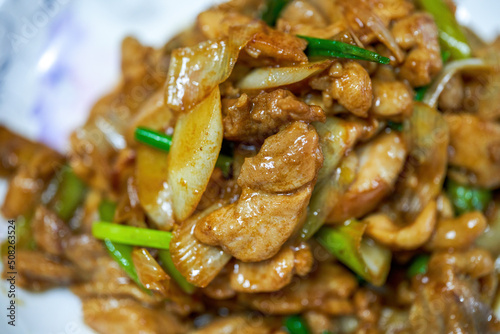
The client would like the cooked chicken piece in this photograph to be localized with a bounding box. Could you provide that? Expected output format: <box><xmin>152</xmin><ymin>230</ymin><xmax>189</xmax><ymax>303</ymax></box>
<box><xmin>410</xmin><ymin>248</ymin><xmax>499</xmax><ymax>333</ymax></box>
<box><xmin>239</xmin><ymin>262</ymin><xmax>358</xmax><ymax>315</ymax></box>
<box><xmin>438</xmin><ymin>74</ymin><xmax>464</xmax><ymax>111</ymax></box>
<box><xmin>197</xmin><ymin>8</ymin><xmax>254</xmax><ymax>40</ymax></box>
<box><xmin>32</xmin><ymin>206</ymin><xmax>71</xmax><ymax>256</ymax></box>
<box><xmin>197</xmin><ymin>9</ymin><xmax>307</xmax><ymax>66</ymax></box>
<box><xmin>71</xmin><ymin>257</ymin><xmax>161</xmax><ymax>306</ymax></box>
<box><xmin>276</xmin><ymin>0</ymin><xmax>346</xmax><ymax>39</ymax></box>
<box><xmin>15</xmin><ymin>251</ymin><xmax>79</xmax><ymax>290</ymax></box>
<box><xmin>329</xmin><ymin>60</ymin><xmax>373</xmax><ymax>117</ymax></box>
<box><xmin>353</xmin><ymin>288</ymin><xmax>382</xmax><ymax>332</ymax></box>
<box><xmin>342</xmin><ymin>0</ymin><xmax>414</xmax><ymax>36</ymax></box>
<box><xmin>195</xmin><ymin>122</ymin><xmax>323</xmax><ymax>262</ymax></box>
<box><xmin>1</xmin><ymin>134</ymin><xmax>63</xmax><ymax>218</ymax></box>
<box><xmin>244</xmin><ymin>26</ymin><xmax>308</xmax><ymax>66</ymax></box>
<box><xmin>222</xmin><ymin>89</ymin><xmax>325</xmax><ymax>143</ymax></box>
<box><xmin>370</xmin><ymin>79</ymin><xmax>413</xmax><ymax>121</ymax></box>
<box><xmin>202</xmin><ymin>265</ymin><xmax>236</xmax><ymax>300</ymax></box>
<box><xmin>63</xmin><ymin>233</ymin><xmax>107</xmax><ymax>273</ymax></box>
<box><xmin>425</xmin><ymin>211</ymin><xmax>487</xmax><ymax>250</ymax></box>
<box><xmin>303</xmin><ymin>311</ymin><xmax>336</xmax><ymax>334</ymax></box>
<box><xmin>83</xmin><ymin>297</ymin><xmax>189</xmax><ymax>334</ymax></box>
<box><xmin>378</xmin><ymin>308</ymin><xmax>412</xmax><ymax>333</ymax></box>
<box><xmin>195</xmin><ymin>189</ymin><xmax>311</xmax><ymax>263</ymax></box>
<box><xmin>229</xmin><ymin>243</ymin><xmax>313</xmax><ymax>293</ymax></box>
<box><xmin>445</xmin><ymin>113</ymin><xmax>500</xmax><ymax>188</ymax></box>
<box><xmin>368</xmin><ymin>0</ymin><xmax>414</xmax><ymax>25</ymax></box>
<box><xmin>0</xmin><ymin>126</ymin><xmax>62</xmax><ymax>176</ymax></box>
<box><xmin>473</xmin><ymin>37</ymin><xmax>500</xmax><ymax>120</ymax></box>
<box><xmin>325</xmin><ymin>131</ymin><xmax>407</xmax><ymax>223</ymax></box>
<box><xmin>392</xmin><ymin>13</ymin><xmax>442</xmax><ymax>87</ymax></box>
<box><xmin>280</xmin><ymin>0</ymin><xmax>328</xmax><ymax>28</ymax></box>
<box><xmin>230</xmin><ymin>247</ymin><xmax>295</xmax><ymax>293</ymax></box>
<box><xmin>190</xmin><ymin>315</ymin><xmax>277</xmax><ymax>334</ymax></box>
<box><xmin>293</xmin><ymin>242</ymin><xmax>314</xmax><ymax>276</ymax></box>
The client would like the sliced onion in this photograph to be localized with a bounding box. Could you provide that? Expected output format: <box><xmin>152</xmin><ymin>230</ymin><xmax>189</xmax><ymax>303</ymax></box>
<box><xmin>300</xmin><ymin>117</ymin><xmax>363</xmax><ymax>240</ymax></box>
<box><xmin>170</xmin><ymin>204</ymin><xmax>231</xmax><ymax>288</ymax></box>
<box><xmin>423</xmin><ymin>58</ymin><xmax>490</xmax><ymax>109</ymax></box>
<box><xmin>136</xmin><ymin>147</ymin><xmax>175</xmax><ymax>230</ymax></box>
<box><xmin>359</xmin><ymin>237</ymin><xmax>392</xmax><ymax>285</ymax></box>
<box><xmin>316</xmin><ymin>219</ymin><xmax>391</xmax><ymax>286</ymax></box>
<box><xmin>133</xmin><ymin>90</ymin><xmax>175</xmax><ymax>230</ymax></box>
<box><xmin>394</xmin><ymin>103</ymin><xmax>449</xmax><ymax>221</ymax></box>
<box><xmin>237</xmin><ymin>60</ymin><xmax>331</xmax><ymax>90</ymax></box>
<box><xmin>131</xmin><ymin>247</ymin><xmax>170</xmax><ymax>296</ymax></box>
<box><xmin>166</xmin><ymin>24</ymin><xmax>260</xmax><ymax>112</ymax></box>
<box><xmin>167</xmin><ymin>87</ymin><xmax>223</xmax><ymax>221</ymax></box>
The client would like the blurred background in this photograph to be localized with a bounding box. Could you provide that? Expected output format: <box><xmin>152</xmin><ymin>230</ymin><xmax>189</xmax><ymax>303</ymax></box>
<box><xmin>0</xmin><ymin>0</ymin><xmax>499</xmax><ymax>333</ymax></box>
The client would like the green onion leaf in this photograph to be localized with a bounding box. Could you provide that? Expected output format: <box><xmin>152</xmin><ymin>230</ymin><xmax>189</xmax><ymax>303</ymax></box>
<box><xmin>414</xmin><ymin>86</ymin><xmax>428</xmax><ymax>101</ymax></box>
<box><xmin>284</xmin><ymin>315</ymin><xmax>310</xmax><ymax>334</ymax></box>
<box><xmin>97</xmin><ymin>201</ymin><xmax>148</xmax><ymax>292</ymax></box>
<box><xmin>446</xmin><ymin>179</ymin><xmax>492</xmax><ymax>215</ymax></box>
<box><xmin>417</xmin><ymin>0</ymin><xmax>471</xmax><ymax>59</ymax></box>
<box><xmin>262</xmin><ymin>0</ymin><xmax>290</xmax><ymax>27</ymax></box>
<box><xmin>135</xmin><ymin>127</ymin><xmax>172</xmax><ymax>152</ymax></box>
<box><xmin>298</xmin><ymin>35</ymin><xmax>390</xmax><ymax>64</ymax></box>
<box><xmin>158</xmin><ymin>250</ymin><xmax>196</xmax><ymax>294</ymax></box>
<box><xmin>441</xmin><ymin>50</ymin><xmax>451</xmax><ymax>63</ymax></box>
<box><xmin>387</xmin><ymin>121</ymin><xmax>404</xmax><ymax>132</ymax></box>
<box><xmin>407</xmin><ymin>254</ymin><xmax>430</xmax><ymax>278</ymax></box>
<box><xmin>50</xmin><ymin>167</ymin><xmax>87</xmax><ymax>221</ymax></box>
<box><xmin>215</xmin><ymin>154</ymin><xmax>232</xmax><ymax>176</ymax></box>
<box><xmin>98</xmin><ymin>199</ymin><xmax>117</xmax><ymax>222</ymax></box>
<box><xmin>103</xmin><ymin>239</ymin><xmax>147</xmax><ymax>290</ymax></box>
<box><xmin>316</xmin><ymin>220</ymin><xmax>391</xmax><ymax>286</ymax></box>
<box><xmin>92</xmin><ymin>222</ymin><xmax>172</xmax><ymax>250</ymax></box>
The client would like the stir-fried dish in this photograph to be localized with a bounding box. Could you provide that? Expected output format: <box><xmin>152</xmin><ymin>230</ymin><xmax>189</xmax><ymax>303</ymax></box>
<box><xmin>3</xmin><ymin>0</ymin><xmax>500</xmax><ymax>333</ymax></box>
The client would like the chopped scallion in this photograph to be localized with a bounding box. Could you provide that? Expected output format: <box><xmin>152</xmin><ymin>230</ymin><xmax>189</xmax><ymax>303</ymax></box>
<box><xmin>298</xmin><ymin>35</ymin><xmax>390</xmax><ymax>64</ymax></box>
<box><xmin>284</xmin><ymin>315</ymin><xmax>310</xmax><ymax>334</ymax></box>
<box><xmin>407</xmin><ymin>254</ymin><xmax>430</xmax><ymax>278</ymax></box>
<box><xmin>135</xmin><ymin>127</ymin><xmax>172</xmax><ymax>152</ymax></box>
<box><xmin>50</xmin><ymin>167</ymin><xmax>87</xmax><ymax>221</ymax></box>
<box><xmin>446</xmin><ymin>179</ymin><xmax>492</xmax><ymax>215</ymax></box>
<box><xmin>92</xmin><ymin>222</ymin><xmax>172</xmax><ymax>250</ymax></box>
<box><xmin>417</xmin><ymin>0</ymin><xmax>471</xmax><ymax>59</ymax></box>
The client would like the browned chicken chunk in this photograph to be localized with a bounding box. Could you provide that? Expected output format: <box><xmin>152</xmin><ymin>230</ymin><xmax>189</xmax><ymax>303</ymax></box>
<box><xmin>222</xmin><ymin>89</ymin><xmax>325</xmax><ymax>143</ymax></box>
<box><xmin>194</xmin><ymin>122</ymin><xmax>323</xmax><ymax>262</ymax></box>
<box><xmin>83</xmin><ymin>297</ymin><xmax>188</xmax><ymax>334</ymax></box>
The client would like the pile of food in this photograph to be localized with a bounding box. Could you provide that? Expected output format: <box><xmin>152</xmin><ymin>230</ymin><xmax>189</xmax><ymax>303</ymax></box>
<box><xmin>3</xmin><ymin>0</ymin><xmax>500</xmax><ymax>332</ymax></box>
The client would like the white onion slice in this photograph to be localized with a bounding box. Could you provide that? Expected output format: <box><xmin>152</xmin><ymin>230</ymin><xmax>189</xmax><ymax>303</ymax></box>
<box><xmin>167</xmin><ymin>87</ymin><xmax>223</xmax><ymax>221</ymax></box>
<box><xmin>423</xmin><ymin>58</ymin><xmax>489</xmax><ymax>109</ymax></box>
<box><xmin>237</xmin><ymin>60</ymin><xmax>331</xmax><ymax>90</ymax></box>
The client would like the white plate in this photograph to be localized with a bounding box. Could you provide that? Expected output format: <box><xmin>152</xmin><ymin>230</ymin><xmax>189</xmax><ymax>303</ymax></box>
<box><xmin>0</xmin><ymin>0</ymin><xmax>499</xmax><ymax>333</ymax></box>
